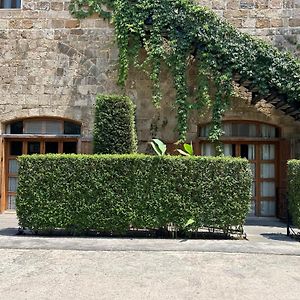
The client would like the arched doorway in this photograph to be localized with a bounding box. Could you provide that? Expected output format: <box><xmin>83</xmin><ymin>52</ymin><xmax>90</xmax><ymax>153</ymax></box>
<box><xmin>1</xmin><ymin>117</ymin><xmax>81</xmax><ymax>212</ymax></box>
<box><xmin>197</xmin><ymin>121</ymin><xmax>289</xmax><ymax>217</ymax></box>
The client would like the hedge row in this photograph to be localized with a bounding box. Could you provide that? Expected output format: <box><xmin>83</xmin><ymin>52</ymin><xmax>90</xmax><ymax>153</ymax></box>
<box><xmin>288</xmin><ymin>160</ymin><xmax>300</xmax><ymax>227</ymax></box>
<box><xmin>16</xmin><ymin>154</ymin><xmax>252</xmax><ymax>233</ymax></box>
<box><xmin>93</xmin><ymin>94</ymin><xmax>137</xmax><ymax>154</ymax></box>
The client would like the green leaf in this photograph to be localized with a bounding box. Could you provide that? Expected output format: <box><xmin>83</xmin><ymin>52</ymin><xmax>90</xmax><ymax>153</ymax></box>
<box><xmin>150</xmin><ymin>142</ymin><xmax>162</xmax><ymax>156</ymax></box>
<box><xmin>183</xmin><ymin>143</ymin><xmax>194</xmax><ymax>156</ymax></box>
<box><xmin>152</xmin><ymin>139</ymin><xmax>166</xmax><ymax>156</ymax></box>
<box><xmin>184</xmin><ymin>218</ymin><xmax>195</xmax><ymax>228</ymax></box>
<box><xmin>176</xmin><ymin>149</ymin><xmax>190</xmax><ymax>156</ymax></box>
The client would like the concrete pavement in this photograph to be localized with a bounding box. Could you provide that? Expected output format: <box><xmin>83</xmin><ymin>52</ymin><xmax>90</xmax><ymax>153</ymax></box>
<box><xmin>0</xmin><ymin>213</ymin><xmax>299</xmax><ymax>255</ymax></box>
<box><xmin>0</xmin><ymin>213</ymin><xmax>300</xmax><ymax>300</ymax></box>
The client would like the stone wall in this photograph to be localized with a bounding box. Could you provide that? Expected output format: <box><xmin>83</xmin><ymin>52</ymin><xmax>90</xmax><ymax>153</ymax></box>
<box><xmin>0</xmin><ymin>0</ymin><xmax>120</xmax><ymax>139</ymax></box>
<box><xmin>196</xmin><ymin>0</ymin><xmax>300</xmax><ymax>55</ymax></box>
<box><xmin>1</xmin><ymin>0</ymin><xmax>300</xmax><ymax>148</ymax></box>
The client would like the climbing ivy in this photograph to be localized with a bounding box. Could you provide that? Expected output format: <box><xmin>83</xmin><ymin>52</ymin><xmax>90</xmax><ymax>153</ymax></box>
<box><xmin>70</xmin><ymin>0</ymin><xmax>300</xmax><ymax>142</ymax></box>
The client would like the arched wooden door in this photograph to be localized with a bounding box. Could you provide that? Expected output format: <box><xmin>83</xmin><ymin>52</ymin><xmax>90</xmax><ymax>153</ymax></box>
<box><xmin>198</xmin><ymin>121</ymin><xmax>288</xmax><ymax>217</ymax></box>
<box><xmin>2</xmin><ymin>118</ymin><xmax>81</xmax><ymax>211</ymax></box>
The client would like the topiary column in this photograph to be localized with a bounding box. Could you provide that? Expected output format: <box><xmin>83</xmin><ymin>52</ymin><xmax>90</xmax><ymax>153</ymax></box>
<box><xmin>93</xmin><ymin>94</ymin><xmax>137</xmax><ymax>154</ymax></box>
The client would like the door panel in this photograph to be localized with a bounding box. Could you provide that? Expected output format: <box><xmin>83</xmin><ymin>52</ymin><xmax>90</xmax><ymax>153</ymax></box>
<box><xmin>45</xmin><ymin>142</ymin><xmax>59</xmax><ymax>154</ymax></box>
<box><xmin>5</xmin><ymin>139</ymin><xmax>78</xmax><ymax>210</ymax></box>
<box><xmin>200</xmin><ymin>141</ymin><xmax>278</xmax><ymax>217</ymax></box>
<box><xmin>28</xmin><ymin>141</ymin><xmax>41</xmax><ymax>155</ymax></box>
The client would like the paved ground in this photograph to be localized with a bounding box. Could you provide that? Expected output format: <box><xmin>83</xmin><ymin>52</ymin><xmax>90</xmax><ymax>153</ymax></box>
<box><xmin>0</xmin><ymin>213</ymin><xmax>300</xmax><ymax>300</ymax></box>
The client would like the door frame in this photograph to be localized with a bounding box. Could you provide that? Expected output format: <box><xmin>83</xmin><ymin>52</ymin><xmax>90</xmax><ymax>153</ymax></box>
<box><xmin>1</xmin><ymin>136</ymin><xmax>80</xmax><ymax>212</ymax></box>
<box><xmin>196</xmin><ymin>139</ymin><xmax>281</xmax><ymax>217</ymax></box>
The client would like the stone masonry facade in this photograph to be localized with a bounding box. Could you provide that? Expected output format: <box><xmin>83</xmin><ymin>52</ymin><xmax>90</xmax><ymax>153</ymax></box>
<box><xmin>1</xmin><ymin>0</ymin><xmax>300</xmax><ymax>150</ymax></box>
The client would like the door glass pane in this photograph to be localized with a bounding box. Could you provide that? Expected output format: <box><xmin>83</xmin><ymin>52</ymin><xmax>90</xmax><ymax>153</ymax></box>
<box><xmin>63</xmin><ymin>142</ymin><xmax>77</xmax><ymax>154</ymax></box>
<box><xmin>201</xmin><ymin>144</ymin><xmax>215</xmax><ymax>156</ymax></box>
<box><xmin>28</xmin><ymin>142</ymin><xmax>40</xmax><ymax>155</ymax></box>
<box><xmin>240</xmin><ymin>144</ymin><xmax>255</xmax><ymax>160</ymax></box>
<box><xmin>261</xmin><ymin>144</ymin><xmax>275</xmax><ymax>160</ymax></box>
<box><xmin>251</xmin><ymin>182</ymin><xmax>256</xmax><ymax>197</ymax></box>
<box><xmin>249</xmin><ymin>201</ymin><xmax>256</xmax><ymax>216</ymax></box>
<box><xmin>223</xmin><ymin>123</ymin><xmax>232</xmax><ymax>137</ymax></box>
<box><xmin>25</xmin><ymin>120</ymin><xmax>43</xmax><ymax>134</ymax></box>
<box><xmin>261</xmin><ymin>201</ymin><xmax>276</xmax><ymax>217</ymax></box>
<box><xmin>45</xmin><ymin>121</ymin><xmax>62</xmax><ymax>134</ymax></box>
<box><xmin>250</xmin><ymin>163</ymin><xmax>256</xmax><ymax>177</ymax></box>
<box><xmin>223</xmin><ymin>144</ymin><xmax>236</xmax><ymax>157</ymax></box>
<box><xmin>45</xmin><ymin>142</ymin><xmax>59</xmax><ymax>154</ymax></box>
<box><xmin>248</xmin><ymin>144</ymin><xmax>255</xmax><ymax>160</ymax></box>
<box><xmin>261</xmin><ymin>125</ymin><xmax>276</xmax><ymax>138</ymax></box>
<box><xmin>10</xmin><ymin>141</ymin><xmax>22</xmax><ymax>156</ymax></box>
<box><xmin>7</xmin><ymin>195</ymin><xmax>16</xmax><ymax>210</ymax></box>
<box><xmin>8</xmin><ymin>121</ymin><xmax>23</xmax><ymax>134</ymax></box>
<box><xmin>239</xmin><ymin>124</ymin><xmax>257</xmax><ymax>137</ymax></box>
<box><xmin>64</xmin><ymin>122</ymin><xmax>81</xmax><ymax>135</ymax></box>
<box><xmin>261</xmin><ymin>182</ymin><xmax>276</xmax><ymax>197</ymax></box>
<box><xmin>8</xmin><ymin>177</ymin><xmax>18</xmax><ymax>192</ymax></box>
<box><xmin>9</xmin><ymin>159</ymin><xmax>19</xmax><ymax>174</ymax></box>
<box><xmin>261</xmin><ymin>163</ymin><xmax>275</xmax><ymax>179</ymax></box>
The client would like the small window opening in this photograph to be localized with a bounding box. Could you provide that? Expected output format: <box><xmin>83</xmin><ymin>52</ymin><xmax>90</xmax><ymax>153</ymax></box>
<box><xmin>10</xmin><ymin>121</ymin><xmax>23</xmax><ymax>134</ymax></box>
<box><xmin>64</xmin><ymin>121</ymin><xmax>81</xmax><ymax>135</ymax></box>
<box><xmin>6</xmin><ymin>119</ymin><xmax>81</xmax><ymax>136</ymax></box>
<box><xmin>0</xmin><ymin>0</ymin><xmax>21</xmax><ymax>9</ymax></box>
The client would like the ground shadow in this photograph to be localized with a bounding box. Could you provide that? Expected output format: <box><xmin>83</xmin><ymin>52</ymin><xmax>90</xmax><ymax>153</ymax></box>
<box><xmin>245</xmin><ymin>218</ymin><xmax>287</xmax><ymax>228</ymax></box>
<box><xmin>261</xmin><ymin>233</ymin><xmax>298</xmax><ymax>242</ymax></box>
<box><xmin>0</xmin><ymin>226</ymin><xmax>239</xmax><ymax>240</ymax></box>
<box><xmin>0</xmin><ymin>228</ymin><xmax>19</xmax><ymax>236</ymax></box>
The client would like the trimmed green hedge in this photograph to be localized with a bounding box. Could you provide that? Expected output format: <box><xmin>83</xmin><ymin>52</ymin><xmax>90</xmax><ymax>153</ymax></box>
<box><xmin>288</xmin><ymin>160</ymin><xmax>300</xmax><ymax>227</ymax></box>
<box><xmin>93</xmin><ymin>94</ymin><xmax>137</xmax><ymax>154</ymax></box>
<box><xmin>16</xmin><ymin>154</ymin><xmax>251</xmax><ymax>233</ymax></box>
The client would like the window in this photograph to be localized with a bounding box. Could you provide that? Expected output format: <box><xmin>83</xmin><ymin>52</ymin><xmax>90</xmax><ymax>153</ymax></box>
<box><xmin>6</xmin><ymin>119</ymin><xmax>81</xmax><ymax>135</ymax></box>
<box><xmin>0</xmin><ymin>0</ymin><xmax>21</xmax><ymax>9</ymax></box>
<box><xmin>199</xmin><ymin>122</ymin><xmax>279</xmax><ymax>138</ymax></box>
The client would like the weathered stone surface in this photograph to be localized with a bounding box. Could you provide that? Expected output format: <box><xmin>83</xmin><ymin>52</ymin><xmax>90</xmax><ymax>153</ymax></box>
<box><xmin>0</xmin><ymin>0</ymin><xmax>300</xmax><ymax>143</ymax></box>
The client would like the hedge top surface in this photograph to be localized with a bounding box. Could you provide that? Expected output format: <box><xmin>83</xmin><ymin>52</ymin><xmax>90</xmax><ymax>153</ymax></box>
<box><xmin>17</xmin><ymin>153</ymin><xmax>249</xmax><ymax>163</ymax></box>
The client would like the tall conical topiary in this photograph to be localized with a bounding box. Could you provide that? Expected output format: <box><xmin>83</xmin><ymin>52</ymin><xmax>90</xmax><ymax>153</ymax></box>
<box><xmin>93</xmin><ymin>94</ymin><xmax>137</xmax><ymax>154</ymax></box>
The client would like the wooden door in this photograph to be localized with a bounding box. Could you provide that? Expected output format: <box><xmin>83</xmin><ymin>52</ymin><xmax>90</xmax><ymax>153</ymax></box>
<box><xmin>200</xmin><ymin>141</ymin><xmax>279</xmax><ymax>217</ymax></box>
<box><xmin>4</xmin><ymin>139</ymin><xmax>78</xmax><ymax>211</ymax></box>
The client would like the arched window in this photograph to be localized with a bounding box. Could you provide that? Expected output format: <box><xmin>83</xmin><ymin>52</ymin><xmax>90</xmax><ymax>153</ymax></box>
<box><xmin>199</xmin><ymin>121</ymin><xmax>280</xmax><ymax>139</ymax></box>
<box><xmin>6</xmin><ymin>118</ymin><xmax>81</xmax><ymax>135</ymax></box>
<box><xmin>3</xmin><ymin>118</ymin><xmax>81</xmax><ymax>211</ymax></box>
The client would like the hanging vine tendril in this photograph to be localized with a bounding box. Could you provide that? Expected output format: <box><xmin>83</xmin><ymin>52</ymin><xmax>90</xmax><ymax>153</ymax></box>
<box><xmin>70</xmin><ymin>0</ymin><xmax>300</xmax><ymax>144</ymax></box>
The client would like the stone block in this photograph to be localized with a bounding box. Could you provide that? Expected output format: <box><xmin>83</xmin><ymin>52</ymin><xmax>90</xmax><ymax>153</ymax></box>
<box><xmin>0</xmin><ymin>20</ymin><xmax>8</xmax><ymax>30</ymax></box>
<box><xmin>269</xmin><ymin>0</ymin><xmax>283</xmax><ymax>9</ymax></box>
<box><xmin>65</xmin><ymin>20</ymin><xmax>80</xmax><ymax>29</ymax></box>
<box><xmin>36</xmin><ymin>2</ymin><xmax>51</xmax><ymax>11</ymax></box>
<box><xmin>51</xmin><ymin>2</ymin><xmax>64</xmax><ymax>11</ymax></box>
<box><xmin>270</xmin><ymin>18</ymin><xmax>284</xmax><ymax>27</ymax></box>
<box><xmin>226</xmin><ymin>0</ymin><xmax>240</xmax><ymax>10</ymax></box>
<box><xmin>52</xmin><ymin>19</ymin><xmax>64</xmax><ymax>29</ymax></box>
<box><xmin>22</xmin><ymin>19</ymin><xmax>33</xmax><ymax>29</ymax></box>
<box><xmin>289</xmin><ymin>18</ymin><xmax>300</xmax><ymax>26</ymax></box>
<box><xmin>256</xmin><ymin>18</ymin><xmax>271</xmax><ymax>28</ymax></box>
<box><xmin>242</xmin><ymin>17</ymin><xmax>256</xmax><ymax>27</ymax></box>
<box><xmin>212</xmin><ymin>0</ymin><xmax>225</xmax><ymax>10</ymax></box>
<box><xmin>228</xmin><ymin>18</ymin><xmax>243</xmax><ymax>27</ymax></box>
<box><xmin>256</xmin><ymin>0</ymin><xmax>269</xmax><ymax>9</ymax></box>
<box><xmin>9</xmin><ymin>20</ymin><xmax>21</xmax><ymax>29</ymax></box>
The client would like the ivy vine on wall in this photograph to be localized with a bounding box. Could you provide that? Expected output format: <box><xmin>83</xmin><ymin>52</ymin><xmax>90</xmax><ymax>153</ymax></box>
<box><xmin>70</xmin><ymin>0</ymin><xmax>300</xmax><ymax>143</ymax></box>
